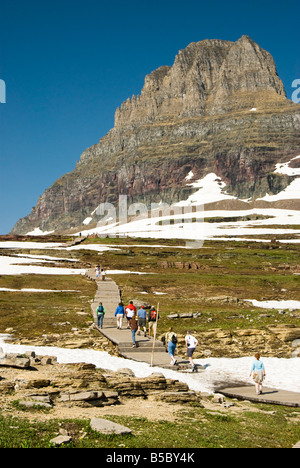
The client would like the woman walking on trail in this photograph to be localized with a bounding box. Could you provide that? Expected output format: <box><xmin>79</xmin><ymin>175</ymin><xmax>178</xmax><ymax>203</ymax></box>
<box><xmin>129</xmin><ymin>315</ymin><xmax>138</xmax><ymax>348</ymax></box>
<box><xmin>165</xmin><ymin>327</ymin><xmax>178</xmax><ymax>366</ymax></box>
<box><xmin>250</xmin><ymin>353</ymin><xmax>266</xmax><ymax>395</ymax></box>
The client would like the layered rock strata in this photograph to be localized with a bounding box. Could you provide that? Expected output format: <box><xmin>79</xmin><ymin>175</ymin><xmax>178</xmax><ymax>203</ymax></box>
<box><xmin>12</xmin><ymin>36</ymin><xmax>300</xmax><ymax>234</ymax></box>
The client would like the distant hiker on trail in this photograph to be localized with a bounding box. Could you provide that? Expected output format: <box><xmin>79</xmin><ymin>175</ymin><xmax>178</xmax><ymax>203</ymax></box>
<box><xmin>250</xmin><ymin>353</ymin><xmax>266</xmax><ymax>395</ymax></box>
<box><xmin>96</xmin><ymin>302</ymin><xmax>105</xmax><ymax>329</ymax></box>
<box><xmin>129</xmin><ymin>314</ymin><xmax>138</xmax><ymax>348</ymax></box>
<box><xmin>100</xmin><ymin>269</ymin><xmax>106</xmax><ymax>281</ymax></box>
<box><xmin>185</xmin><ymin>331</ymin><xmax>198</xmax><ymax>371</ymax></box>
<box><xmin>148</xmin><ymin>306</ymin><xmax>159</xmax><ymax>337</ymax></box>
<box><xmin>115</xmin><ymin>302</ymin><xmax>125</xmax><ymax>329</ymax></box>
<box><xmin>95</xmin><ymin>266</ymin><xmax>100</xmax><ymax>278</ymax></box>
<box><xmin>125</xmin><ymin>301</ymin><xmax>136</xmax><ymax>329</ymax></box>
<box><xmin>137</xmin><ymin>305</ymin><xmax>147</xmax><ymax>337</ymax></box>
<box><xmin>165</xmin><ymin>327</ymin><xmax>178</xmax><ymax>365</ymax></box>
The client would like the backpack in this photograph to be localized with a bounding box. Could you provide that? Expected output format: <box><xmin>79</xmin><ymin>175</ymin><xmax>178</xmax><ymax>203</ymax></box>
<box><xmin>97</xmin><ymin>305</ymin><xmax>104</xmax><ymax>315</ymax></box>
<box><xmin>171</xmin><ymin>334</ymin><xmax>177</xmax><ymax>344</ymax></box>
<box><xmin>150</xmin><ymin>310</ymin><xmax>157</xmax><ymax>320</ymax></box>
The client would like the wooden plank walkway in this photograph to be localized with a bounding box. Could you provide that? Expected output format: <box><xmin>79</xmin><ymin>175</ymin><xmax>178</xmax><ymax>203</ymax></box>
<box><xmin>86</xmin><ymin>269</ymin><xmax>300</xmax><ymax>405</ymax></box>
<box><xmin>219</xmin><ymin>385</ymin><xmax>300</xmax><ymax>408</ymax></box>
<box><xmin>64</xmin><ymin>235</ymin><xmax>88</xmax><ymax>248</ymax></box>
<box><xmin>85</xmin><ymin>269</ymin><xmax>176</xmax><ymax>368</ymax></box>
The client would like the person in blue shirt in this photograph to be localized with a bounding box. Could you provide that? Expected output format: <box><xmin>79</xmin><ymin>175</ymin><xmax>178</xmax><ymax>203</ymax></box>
<box><xmin>115</xmin><ymin>302</ymin><xmax>125</xmax><ymax>329</ymax></box>
<box><xmin>250</xmin><ymin>353</ymin><xmax>266</xmax><ymax>395</ymax></box>
<box><xmin>137</xmin><ymin>305</ymin><xmax>147</xmax><ymax>337</ymax></box>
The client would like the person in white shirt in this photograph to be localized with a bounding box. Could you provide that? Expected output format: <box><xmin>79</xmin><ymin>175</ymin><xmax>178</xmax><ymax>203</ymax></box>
<box><xmin>185</xmin><ymin>331</ymin><xmax>198</xmax><ymax>371</ymax></box>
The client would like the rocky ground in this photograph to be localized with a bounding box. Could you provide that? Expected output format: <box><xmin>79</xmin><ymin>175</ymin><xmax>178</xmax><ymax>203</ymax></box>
<box><xmin>1</xmin><ymin>319</ymin><xmax>300</xmax><ymax>427</ymax></box>
<box><xmin>0</xmin><ymin>346</ymin><xmax>228</xmax><ymax>425</ymax></box>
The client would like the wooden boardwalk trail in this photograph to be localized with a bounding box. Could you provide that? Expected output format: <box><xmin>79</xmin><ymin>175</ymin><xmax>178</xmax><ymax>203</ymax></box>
<box><xmin>219</xmin><ymin>385</ymin><xmax>300</xmax><ymax>408</ymax></box>
<box><xmin>86</xmin><ymin>269</ymin><xmax>174</xmax><ymax>368</ymax></box>
<box><xmin>86</xmin><ymin>269</ymin><xmax>300</xmax><ymax>406</ymax></box>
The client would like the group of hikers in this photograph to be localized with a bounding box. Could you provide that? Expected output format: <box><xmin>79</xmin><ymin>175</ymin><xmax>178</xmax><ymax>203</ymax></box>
<box><xmin>95</xmin><ymin>275</ymin><xmax>267</xmax><ymax>386</ymax></box>
<box><xmin>95</xmin><ymin>265</ymin><xmax>106</xmax><ymax>281</ymax></box>
<box><xmin>96</xmin><ymin>299</ymin><xmax>200</xmax><ymax>371</ymax></box>
<box><xmin>114</xmin><ymin>301</ymin><xmax>160</xmax><ymax>348</ymax></box>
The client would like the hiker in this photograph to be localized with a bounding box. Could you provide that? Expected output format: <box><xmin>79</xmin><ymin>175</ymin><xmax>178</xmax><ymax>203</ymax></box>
<box><xmin>115</xmin><ymin>302</ymin><xmax>125</xmax><ymax>329</ymax></box>
<box><xmin>185</xmin><ymin>331</ymin><xmax>198</xmax><ymax>371</ymax></box>
<box><xmin>129</xmin><ymin>314</ymin><xmax>138</xmax><ymax>348</ymax></box>
<box><xmin>137</xmin><ymin>305</ymin><xmax>147</xmax><ymax>337</ymax></box>
<box><xmin>165</xmin><ymin>327</ymin><xmax>178</xmax><ymax>365</ymax></box>
<box><xmin>148</xmin><ymin>306</ymin><xmax>159</xmax><ymax>337</ymax></box>
<box><xmin>96</xmin><ymin>302</ymin><xmax>105</xmax><ymax>329</ymax></box>
<box><xmin>250</xmin><ymin>353</ymin><xmax>266</xmax><ymax>395</ymax></box>
<box><xmin>100</xmin><ymin>269</ymin><xmax>106</xmax><ymax>281</ymax></box>
<box><xmin>95</xmin><ymin>266</ymin><xmax>100</xmax><ymax>278</ymax></box>
<box><xmin>125</xmin><ymin>301</ymin><xmax>136</xmax><ymax>329</ymax></box>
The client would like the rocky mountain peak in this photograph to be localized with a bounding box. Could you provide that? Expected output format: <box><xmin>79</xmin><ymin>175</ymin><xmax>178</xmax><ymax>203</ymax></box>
<box><xmin>11</xmin><ymin>36</ymin><xmax>300</xmax><ymax>235</ymax></box>
<box><xmin>115</xmin><ymin>36</ymin><xmax>286</xmax><ymax>129</ymax></box>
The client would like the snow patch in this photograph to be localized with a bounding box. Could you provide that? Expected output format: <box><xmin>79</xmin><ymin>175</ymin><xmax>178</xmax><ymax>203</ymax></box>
<box><xmin>0</xmin><ymin>335</ymin><xmax>299</xmax><ymax>393</ymax></box>
<box><xmin>176</xmin><ymin>173</ymin><xmax>237</xmax><ymax>206</ymax></box>
<box><xmin>26</xmin><ymin>228</ymin><xmax>55</xmax><ymax>236</ymax></box>
<box><xmin>246</xmin><ymin>299</ymin><xmax>300</xmax><ymax>311</ymax></box>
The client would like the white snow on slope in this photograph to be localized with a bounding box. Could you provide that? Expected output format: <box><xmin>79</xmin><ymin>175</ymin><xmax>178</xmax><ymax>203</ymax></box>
<box><xmin>0</xmin><ymin>335</ymin><xmax>299</xmax><ymax>394</ymax></box>
<box><xmin>0</xmin><ymin>256</ymin><xmax>85</xmax><ymax>276</ymax></box>
<box><xmin>246</xmin><ymin>299</ymin><xmax>300</xmax><ymax>311</ymax></box>
<box><xmin>176</xmin><ymin>173</ymin><xmax>237</xmax><ymax>206</ymax></box>
<box><xmin>67</xmin><ymin>168</ymin><xmax>299</xmax><ymax>241</ymax></box>
<box><xmin>274</xmin><ymin>155</ymin><xmax>300</xmax><ymax>176</ymax></box>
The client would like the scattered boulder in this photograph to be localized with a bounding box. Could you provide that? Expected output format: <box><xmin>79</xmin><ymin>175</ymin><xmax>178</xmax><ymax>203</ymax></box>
<box><xmin>58</xmin><ymin>390</ymin><xmax>119</xmax><ymax>407</ymax></box>
<box><xmin>18</xmin><ymin>400</ymin><xmax>52</xmax><ymax>409</ymax></box>
<box><xmin>90</xmin><ymin>418</ymin><xmax>132</xmax><ymax>435</ymax></box>
<box><xmin>211</xmin><ymin>393</ymin><xmax>226</xmax><ymax>404</ymax></box>
<box><xmin>50</xmin><ymin>435</ymin><xmax>73</xmax><ymax>446</ymax></box>
<box><xmin>0</xmin><ymin>352</ymin><xmax>30</xmax><ymax>369</ymax></box>
<box><xmin>159</xmin><ymin>391</ymin><xmax>202</xmax><ymax>405</ymax></box>
<box><xmin>14</xmin><ymin>377</ymin><xmax>50</xmax><ymax>390</ymax></box>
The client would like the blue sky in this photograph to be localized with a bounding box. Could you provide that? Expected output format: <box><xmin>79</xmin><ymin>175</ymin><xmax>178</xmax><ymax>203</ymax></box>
<box><xmin>0</xmin><ymin>0</ymin><xmax>299</xmax><ymax>234</ymax></box>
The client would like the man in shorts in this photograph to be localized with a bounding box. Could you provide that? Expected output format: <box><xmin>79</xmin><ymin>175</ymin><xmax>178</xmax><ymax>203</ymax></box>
<box><xmin>137</xmin><ymin>305</ymin><xmax>147</xmax><ymax>337</ymax></box>
<box><xmin>185</xmin><ymin>331</ymin><xmax>199</xmax><ymax>372</ymax></box>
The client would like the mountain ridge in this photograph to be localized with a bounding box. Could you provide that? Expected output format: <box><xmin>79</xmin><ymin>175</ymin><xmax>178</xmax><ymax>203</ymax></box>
<box><xmin>11</xmin><ymin>35</ymin><xmax>300</xmax><ymax>235</ymax></box>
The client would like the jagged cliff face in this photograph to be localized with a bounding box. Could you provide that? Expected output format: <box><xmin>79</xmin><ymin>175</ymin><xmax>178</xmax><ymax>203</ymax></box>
<box><xmin>114</xmin><ymin>36</ymin><xmax>286</xmax><ymax>126</ymax></box>
<box><xmin>12</xmin><ymin>35</ymin><xmax>300</xmax><ymax>234</ymax></box>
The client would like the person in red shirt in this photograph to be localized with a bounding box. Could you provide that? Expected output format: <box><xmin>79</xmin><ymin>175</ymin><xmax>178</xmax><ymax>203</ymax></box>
<box><xmin>125</xmin><ymin>301</ymin><xmax>136</xmax><ymax>329</ymax></box>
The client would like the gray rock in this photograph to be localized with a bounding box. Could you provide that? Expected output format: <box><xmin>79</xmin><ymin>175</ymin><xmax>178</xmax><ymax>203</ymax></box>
<box><xmin>0</xmin><ymin>353</ymin><xmax>30</xmax><ymax>369</ymax></box>
<box><xmin>179</xmin><ymin>313</ymin><xmax>194</xmax><ymax>319</ymax></box>
<box><xmin>19</xmin><ymin>400</ymin><xmax>52</xmax><ymax>409</ymax></box>
<box><xmin>90</xmin><ymin>418</ymin><xmax>132</xmax><ymax>435</ymax></box>
<box><xmin>50</xmin><ymin>435</ymin><xmax>72</xmax><ymax>446</ymax></box>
